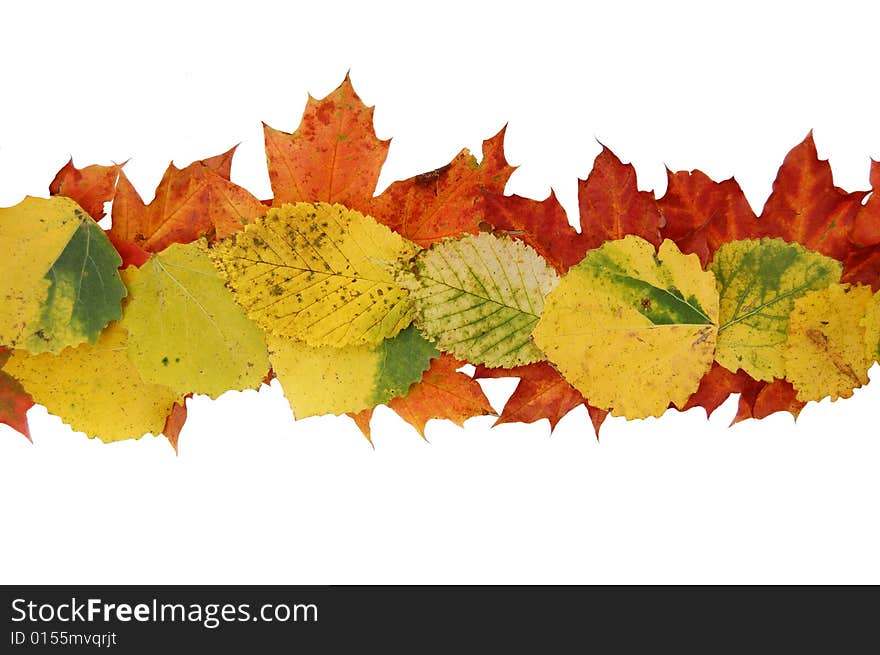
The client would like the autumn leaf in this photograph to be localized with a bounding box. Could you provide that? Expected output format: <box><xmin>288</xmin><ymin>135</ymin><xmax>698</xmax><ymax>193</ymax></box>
<box><xmin>474</xmin><ymin>361</ymin><xmax>607</xmax><ymax>435</ymax></box>
<box><xmin>0</xmin><ymin>348</ymin><xmax>33</xmax><ymax>441</ymax></box>
<box><xmin>710</xmin><ymin>238</ymin><xmax>841</xmax><ymax>381</ymax></box>
<box><xmin>109</xmin><ymin>146</ymin><xmax>264</xmax><ymax>255</ymax></box>
<box><xmin>6</xmin><ymin>322</ymin><xmax>181</xmax><ymax>442</ymax></box>
<box><xmin>265</xmin><ymin>74</ymin><xmax>389</xmax><ymax>210</ymax></box>
<box><xmin>269</xmin><ymin>326</ymin><xmax>437</xmax><ymax>418</ymax></box>
<box><xmin>211</xmin><ymin>202</ymin><xmax>419</xmax><ymax>347</ymax></box>
<box><xmin>479</xmin><ymin>191</ymin><xmax>584</xmax><ymax>273</ymax></box>
<box><xmin>401</xmin><ymin>233</ymin><xmax>559</xmax><ymax>367</ymax></box>
<box><xmin>387</xmin><ymin>354</ymin><xmax>494</xmax><ymax>438</ymax></box>
<box><xmin>784</xmin><ymin>283</ymin><xmax>873</xmax><ymax>401</ymax></box>
<box><xmin>659</xmin><ymin>169</ymin><xmax>759</xmax><ymax>267</ymax></box>
<box><xmin>534</xmin><ymin>236</ymin><xmax>718</xmax><ymax>418</ymax></box>
<box><xmin>0</xmin><ymin>196</ymin><xmax>126</xmax><ymax>353</ymax></box>
<box><xmin>120</xmin><ymin>241</ymin><xmax>270</xmax><ymax>398</ymax></box>
<box><xmin>162</xmin><ymin>397</ymin><xmax>190</xmax><ymax>452</ymax></box>
<box><xmin>366</xmin><ymin>127</ymin><xmax>515</xmax><ymax>247</ymax></box>
<box><xmin>49</xmin><ymin>159</ymin><xmax>122</xmax><ymax>221</ymax></box>
<box><xmin>577</xmin><ymin>147</ymin><xmax>663</xmax><ymax>250</ymax></box>
<box><xmin>759</xmin><ymin>133</ymin><xmax>867</xmax><ymax>260</ymax></box>
<box><xmin>851</xmin><ymin>160</ymin><xmax>880</xmax><ymax>246</ymax></box>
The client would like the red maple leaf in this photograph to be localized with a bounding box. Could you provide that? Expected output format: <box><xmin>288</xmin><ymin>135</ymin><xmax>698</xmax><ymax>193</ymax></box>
<box><xmin>759</xmin><ymin>132</ymin><xmax>867</xmax><ymax>259</ymax></box>
<box><xmin>474</xmin><ymin>362</ymin><xmax>607</xmax><ymax>436</ymax></box>
<box><xmin>0</xmin><ymin>348</ymin><xmax>33</xmax><ymax>441</ymax></box>
<box><xmin>659</xmin><ymin>169</ymin><xmax>759</xmax><ymax>267</ymax></box>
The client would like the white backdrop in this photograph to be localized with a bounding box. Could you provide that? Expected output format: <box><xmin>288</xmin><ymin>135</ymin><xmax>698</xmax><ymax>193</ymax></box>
<box><xmin>1</xmin><ymin>1</ymin><xmax>879</xmax><ymax>584</ymax></box>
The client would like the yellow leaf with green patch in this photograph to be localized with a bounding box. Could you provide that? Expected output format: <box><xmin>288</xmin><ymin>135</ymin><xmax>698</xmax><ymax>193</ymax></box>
<box><xmin>210</xmin><ymin>202</ymin><xmax>419</xmax><ymax>347</ymax></box>
<box><xmin>400</xmin><ymin>232</ymin><xmax>559</xmax><ymax>367</ymax></box>
<box><xmin>532</xmin><ymin>236</ymin><xmax>718</xmax><ymax>419</ymax></box>
<box><xmin>784</xmin><ymin>283</ymin><xmax>873</xmax><ymax>402</ymax></box>
<box><xmin>120</xmin><ymin>241</ymin><xmax>270</xmax><ymax>398</ymax></box>
<box><xmin>0</xmin><ymin>196</ymin><xmax>126</xmax><ymax>353</ymax></box>
<box><xmin>710</xmin><ymin>238</ymin><xmax>841</xmax><ymax>381</ymax></box>
<box><xmin>5</xmin><ymin>322</ymin><xmax>180</xmax><ymax>442</ymax></box>
<box><xmin>269</xmin><ymin>326</ymin><xmax>437</xmax><ymax>417</ymax></box>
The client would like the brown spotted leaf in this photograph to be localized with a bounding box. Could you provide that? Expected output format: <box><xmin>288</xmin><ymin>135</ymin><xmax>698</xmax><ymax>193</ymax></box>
<box><xmin>264</xmin><ymin>74</ymin><xmax>388</xmax><ymax>211</ymax></box>
<box><xmin>162</xmin><ymin>396</ymin><xmax>190</xmax><ymax>453</ymax></box>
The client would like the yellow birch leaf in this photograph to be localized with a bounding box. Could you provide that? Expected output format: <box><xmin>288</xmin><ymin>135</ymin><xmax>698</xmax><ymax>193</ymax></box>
<box><xmin>5</xmin><ymin>322</ymin><xmax>180</xmax><ymax>442</ymax></box>
<box><xmin>400</xmin><ymin>232</ymin><xmax>559</xmax><ymax>367</ymax></box>
<box><xmin>784</xmin><ymin>283</ymin><xmax>873</xmax><ymax>402</ymax></box>
<box><xmin>120</xmin><ymin>241</ymin><xmax>270</xmax><ymax>398</ymax></box>
<box><xmin>532</xmin><ymin>236</ymin><xmax>718</xmax><ymax>418</ymax></box>
<box><xmin>268</xmin><ymin>326</ymin><xmax>437</xmax><ymax>418</ymax></box>
<box><xmin>209</xmin><ymin>202</ymin><xmax>419</xmax><ymax>347</ymax></box>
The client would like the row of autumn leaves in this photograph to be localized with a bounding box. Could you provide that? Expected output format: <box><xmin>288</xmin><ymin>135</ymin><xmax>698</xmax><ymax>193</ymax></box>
<box><xmin>2</xmin><ymin>77</ymin><xmax>880</xmax><ymax>447</ymax></box>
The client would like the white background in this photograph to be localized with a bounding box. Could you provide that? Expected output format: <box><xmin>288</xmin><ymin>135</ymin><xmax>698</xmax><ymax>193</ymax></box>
<box><xmin>1</xmin><ymin>1</ymin><xmax>879</xmax><ymax>584</ymax></box>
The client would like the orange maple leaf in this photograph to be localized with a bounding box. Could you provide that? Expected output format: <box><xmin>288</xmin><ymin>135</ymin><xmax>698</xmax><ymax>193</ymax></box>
<box><xmin>109</xmin><ymin>145</ymin><xmax>264</xmax><ymax>257</ymax></box>
<box><xmin>474</xmin><ymin>362</ymin><xmax>607</xmax><ymax>436</ymax></box>
<box><xmin>366</xmin><ymin>128</ymin><xmax>514</xmax><ymax>247</ymax></box>
<box><xmin>349</xmin><ymin>355</ymin><xmax>494</xmax><ymax>441</ymax></box>
<box><xmin>49</xmin><ymin>159</ymin><xmax>122</xmax><ymax>221</ymax></box>
<box><xmin>264</xmin><ymin>74</ymin><xmax>389</xmax><ymax>211</ymax></box>
<box><xmin>0</xmin><ymin>348</ymin><xmax>33</xmax><ymax>442</ymax></box>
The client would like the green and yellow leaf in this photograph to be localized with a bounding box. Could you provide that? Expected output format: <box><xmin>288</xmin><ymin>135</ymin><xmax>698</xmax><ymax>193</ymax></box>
<box><xmin>5</xmin><ymin>322</ymin><xmax>180</xmax><ymax>442</ymax></box>
<box><xmin>121</xmin><ymin>241</ymin><xmax>270</xmax><ymax>398</ymax></box>
<box><xmin>0</xmin><ymin>196</ymin><xmax>126</xmax><ymax>353</ymax></box>
<box><xmin>533</xmin><ymin>236</ymin><xmax>718</xmax><ymax>418</ymax></box>
<box><xmin>209</xmin><ymin>202</ymin><xmax>419</xmax><ymax>347</ymax></box>
<box><xmin>710</xmin><ymin>238</ymin><xmax>841</xmax><ymax>381</ymax></box>
<box><xmin>784</xmin><ymin>283</ymin><xmax>873</xmax><ymax>402</ymax></box>
<box><xmin>400</xmin><ymin>232</ymin><xmax>559</xmax><ymax>367</ymax></box>
<box><xmin>269</xmin><ymin>326</ymin><xmax>438</xmax><ymax>418</ymax></box>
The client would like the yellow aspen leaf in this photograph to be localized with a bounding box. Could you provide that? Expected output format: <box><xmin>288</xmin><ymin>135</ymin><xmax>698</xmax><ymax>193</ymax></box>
<box><xmin>784</xmin><ymin>283</ymin><xmax>873</xmax><ymax>402</ymax></box>
<box><xmin>268</xmin><ymin>326</ymin><xmax>437</xmax><ymax>417</ymax></box>
<box><xmin>710</xmin><ymin>238</ymin><xmax>841</xmax><ymax>381</ymax></box>
<box><xmin>400</xmin><ymin>232</ymin><xmax>559</xmax><ymax>367</ymax></box>
<box><xmin>0</xmin><ymin>196</ymin><xmax>126</xmax><ymax>353</ymax></box>
<box><xmin>120</xmin><ymin>241</ymin><xmax>270</xmax><ymax>398</ymax></box>
<box><xmin>209</xmin><ymin>202</ymin><xmax>419</xmax><ymax>347</ymax></box>
<box><xmin>5</xmin><ymin>322</ymin><xmax>180</xmax><ymax>442</ymax></box>
<box><xmin>532</xmin><ymin>236</ymin><xmax>718</xmax><ymax>419</ymax></box>
<box><xmin>862</xmin><ymin>291</ymin><xmax>880</xmax><ymax>364</ymax></box>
